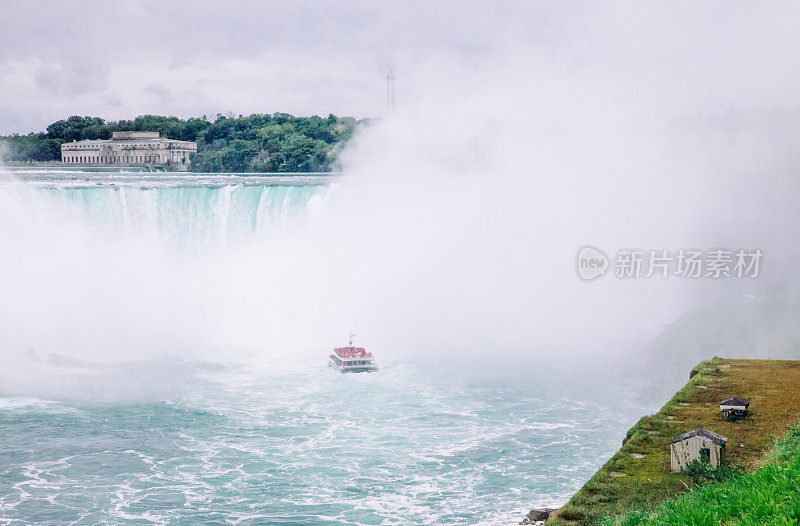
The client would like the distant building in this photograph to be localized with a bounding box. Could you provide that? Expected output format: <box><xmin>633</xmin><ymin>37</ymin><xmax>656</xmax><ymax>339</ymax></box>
<box><xmin>61</xmin><ymin>131</ymin><xmax>197</xmax><ymax>170</ymax></box>
<box><xmin>670</xmin><ymin>428</ymin><xmax>727</xmax><ymax>472</ymax></box>
<box><xmin>720</xmin><ymin>397</ymin><xmax>750</xmax><ymax>420</ymax></box>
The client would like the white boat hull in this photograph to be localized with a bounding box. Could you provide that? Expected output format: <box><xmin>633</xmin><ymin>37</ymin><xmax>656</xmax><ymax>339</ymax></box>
<box><xmin>328</xmin><ymin>357</ymin><xmax>378</xmax><ymax>373</ymax></box>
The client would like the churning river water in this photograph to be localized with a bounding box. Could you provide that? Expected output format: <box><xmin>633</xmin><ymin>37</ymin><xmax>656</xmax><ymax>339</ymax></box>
<box><xmin>0</xmin><ymin>170</ymin><xmax>648</xmax><ymax>525</ymax></box>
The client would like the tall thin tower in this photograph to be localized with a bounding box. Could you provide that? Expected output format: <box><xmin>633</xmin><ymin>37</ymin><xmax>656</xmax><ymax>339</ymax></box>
<box><xmin>386</xmin><ymin>70</ymin><xmax>396</xmax><ymax>113</ymax></box>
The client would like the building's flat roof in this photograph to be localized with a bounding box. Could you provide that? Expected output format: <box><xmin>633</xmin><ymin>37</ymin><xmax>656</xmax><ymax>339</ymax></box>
<box><xmin>64</xmin><ymin>139</ymin><xmax>109</xmax><ymax>145</ymax></box>
<box><xmin>113</xmin><ymin>131</ymin><xmax>159</xmax><ymax>139</ymax></box>
<box><xmin>63</xmin><ymin>138</ymin><xmax>196</xmax><ymax>146</ymax></box>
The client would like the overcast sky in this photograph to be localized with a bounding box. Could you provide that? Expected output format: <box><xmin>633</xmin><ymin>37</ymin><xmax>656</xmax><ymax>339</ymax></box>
<box><xmin>0</xmin><ymin>0</ymin><xmax>548</xmax><ymax>134</ymax></box>
<box><xmin>3</xmin><ymin>2</ymin><xmax>800</xmax><ymax>134</ymax></box>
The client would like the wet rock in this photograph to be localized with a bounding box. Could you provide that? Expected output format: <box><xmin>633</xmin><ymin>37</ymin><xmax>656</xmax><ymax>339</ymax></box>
<box><xmin>520</xmin><ymin>507</ymin><xmax>556</xmax><ymax>525</ymax></box>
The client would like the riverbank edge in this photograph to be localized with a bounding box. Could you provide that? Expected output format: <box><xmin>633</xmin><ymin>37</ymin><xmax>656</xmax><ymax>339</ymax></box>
<box><xmin>0</xmin><ymin>162</ymin><xmax>340</xmax><ymax>176</ymax></box>
<box><xmin>522</xmin><ymin>357</ymin><xmax>800</xmax><ymax>525</ymax></box>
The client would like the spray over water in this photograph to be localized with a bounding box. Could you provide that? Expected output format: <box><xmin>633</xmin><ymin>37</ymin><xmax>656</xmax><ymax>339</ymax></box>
<box><xmin>2</xmin><ymin>3</ymin><xmax>800</xmax><ymax>523</ymax></box>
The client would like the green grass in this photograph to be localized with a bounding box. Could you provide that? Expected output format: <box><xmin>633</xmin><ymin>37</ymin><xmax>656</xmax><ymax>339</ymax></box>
<box><xmin>606</xmin><ymin>423</ymin><xmax>800</xmax><ymax>525</ymax></box>
<box><xmin>547</xmin><ymin>358</ymin><xmax>800</xmax><ymax>525</ymax></box>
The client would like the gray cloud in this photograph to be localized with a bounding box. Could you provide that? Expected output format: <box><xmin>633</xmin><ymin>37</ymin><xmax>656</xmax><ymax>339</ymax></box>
<box><xmin>2</xmin><ymin>2</ymin><xmax>800</xmax><ymax>133</ymax></box>
<box><xmin>34</xmin><ymin>61</ymin><xmax>110</xmax><ymax>97</ymax></box>
<box><xmin>142</xmin><ymin>83</ymin><xmax>173</xmax><ymax>104</ymax></box>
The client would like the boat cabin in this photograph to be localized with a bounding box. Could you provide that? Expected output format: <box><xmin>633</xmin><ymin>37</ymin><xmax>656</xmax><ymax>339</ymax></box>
<box><xmin>329</xmin><ymin>346</ymin><xmax>378</xmax><ymax>373</ymax></box>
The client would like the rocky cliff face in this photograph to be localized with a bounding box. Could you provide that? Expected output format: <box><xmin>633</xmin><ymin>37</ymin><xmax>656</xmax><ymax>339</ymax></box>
<box><xmin>520</xmin><ymin>507</ymin><xmax>555</xmax><ymax>525</ymax></box>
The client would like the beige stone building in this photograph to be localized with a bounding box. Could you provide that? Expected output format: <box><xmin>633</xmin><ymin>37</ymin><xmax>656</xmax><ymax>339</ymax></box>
<box><xmin>61</xmin><ymin>131</ymin><xmax>197</xmax><ymax>170</ymax></box>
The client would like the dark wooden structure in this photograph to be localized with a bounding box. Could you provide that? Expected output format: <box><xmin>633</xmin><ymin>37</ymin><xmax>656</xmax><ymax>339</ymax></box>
<box><xmin>720</xmin><ymin>397</ymin><xmax>750</xmax><ymax>420</ymax></box>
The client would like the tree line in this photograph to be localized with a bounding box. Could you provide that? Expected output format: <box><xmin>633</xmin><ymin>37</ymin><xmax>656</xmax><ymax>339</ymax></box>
<box><xmin>0</xmin><ymin>113</ymin><xmax>362</xmax><ymax>172</ymax></box>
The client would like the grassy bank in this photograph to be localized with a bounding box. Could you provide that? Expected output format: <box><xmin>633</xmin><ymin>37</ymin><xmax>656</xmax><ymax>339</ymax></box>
<box><xmin>607</xmin><ymin>422</ymin><xmax>800</xmax><ymax>525</ymax></box>
<box><xmin>547</xmin><ymin>358</ymin><xmax>800</xmax><ymax>525</ymax></box>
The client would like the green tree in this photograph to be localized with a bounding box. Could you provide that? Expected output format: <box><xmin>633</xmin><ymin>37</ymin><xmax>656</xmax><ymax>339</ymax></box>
<box><xmin>2</xmin><ymin>112</ymin><xmax>361</xmax><ymax>172</ymax></box>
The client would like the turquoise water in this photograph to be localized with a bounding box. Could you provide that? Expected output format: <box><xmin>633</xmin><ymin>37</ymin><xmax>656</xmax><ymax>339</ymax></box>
<box><xmin>0</xmin><ymin>172</ymin><xmax>646</xmax><ymax>525</ymax></box>
<box><xmin>0</xmin><ymin>359</ymin><xmax>642</xmax><ymax>525</ymax></box>
<box><xmin>35</xmin><ymin>181</ymin><xmax>328</xmax><ymax>246</ymax></box>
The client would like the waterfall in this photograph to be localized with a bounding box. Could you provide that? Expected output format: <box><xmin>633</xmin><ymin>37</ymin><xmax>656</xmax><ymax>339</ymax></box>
<box><xmin>0</xmin><ymin>174</ymin><xmax>337</xmax><ymax>362</ymax></box>
<box><xmin>29</xmin><ymin>183</ymin><xmax>329</xmax><ymax>247</ymax></box>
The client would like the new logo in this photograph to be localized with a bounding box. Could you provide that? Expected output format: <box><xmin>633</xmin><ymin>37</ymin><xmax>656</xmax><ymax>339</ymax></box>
<box><xmin>577</xmin><ymin>246</ymin><xmax>608</xmax><ymax>281</ymax></box>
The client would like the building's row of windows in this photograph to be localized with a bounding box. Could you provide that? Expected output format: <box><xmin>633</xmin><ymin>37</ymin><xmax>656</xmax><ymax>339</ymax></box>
<box><xmin>63</xmin><ymin>154</ymin><xmax>180</xmax><ymax>163</ymax></box>
<box><xmin>66</xmin><ymin>144</ymin><xmax>101</xmax><ymax>150</ymax></box>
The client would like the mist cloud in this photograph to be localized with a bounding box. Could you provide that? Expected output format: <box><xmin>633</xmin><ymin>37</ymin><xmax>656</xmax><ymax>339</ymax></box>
<box><xmin>2</xmin><ymin>2</ymin><xmax>800</xmax><ymax>391</ymax></box>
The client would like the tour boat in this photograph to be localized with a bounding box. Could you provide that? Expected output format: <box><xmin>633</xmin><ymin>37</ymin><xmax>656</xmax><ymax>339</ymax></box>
<box><xmin>329</xmin><ymin>335</ymin><xmax>378</xmax><ymax>373</ymax></box>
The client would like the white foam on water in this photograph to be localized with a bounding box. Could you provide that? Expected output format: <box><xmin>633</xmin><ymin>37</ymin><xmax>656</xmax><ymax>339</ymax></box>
<box><xmin>0</xmin><ymin>398</ymin><xmax>61</xmax><ymax>410</ymax></box>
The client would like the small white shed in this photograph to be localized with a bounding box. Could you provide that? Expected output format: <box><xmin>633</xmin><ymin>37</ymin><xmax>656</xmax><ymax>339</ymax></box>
<box><xmin>670</xmin><ymin>428</ymin><xmax>727</xmax><ymax>472</ymax></box>
<box><xmin>720</xmin><ymin>397</ymin><xmax>750</xmax><ymax>419</ymax></box>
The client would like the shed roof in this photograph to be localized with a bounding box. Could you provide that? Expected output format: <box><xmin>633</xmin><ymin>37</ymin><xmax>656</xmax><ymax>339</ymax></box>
<box><xmin>671</xmin><ymin>427</ymin><xmax>728</xmax><ymax>446</ymax></box>
<box><xmin>721</xmin><ymin>397</ymin><xmax>750</xmax><ymax>408</ymax></box>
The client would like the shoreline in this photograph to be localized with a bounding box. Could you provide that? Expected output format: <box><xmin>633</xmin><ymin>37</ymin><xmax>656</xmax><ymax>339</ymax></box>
<box><xmin>0</xmin><ymin>163</ymin><xmax>340</xmax><ymax>177</ymax></box>
<box><xmin>532</xmin><ymin>358</ymin><xmax>800</xmax><ymax>525</ymax></box>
